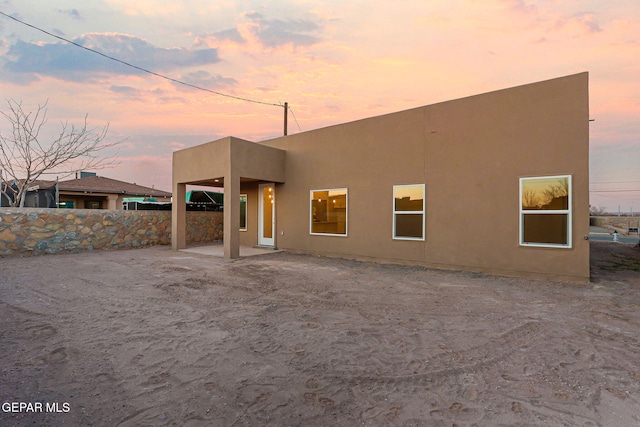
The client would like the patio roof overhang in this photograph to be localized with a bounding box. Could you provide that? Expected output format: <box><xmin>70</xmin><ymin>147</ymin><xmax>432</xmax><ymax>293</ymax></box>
<box><xmin>172</xmin><ymin>136</ymin><xmax>286</xmax><ymax>187</ymax></box>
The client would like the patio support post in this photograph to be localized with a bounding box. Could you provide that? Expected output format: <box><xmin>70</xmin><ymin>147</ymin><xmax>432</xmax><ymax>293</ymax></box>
<box><xmin>223</xmin><ymin>172</ymin><xmax>240</xmax><ymax>259</ymax></box>
<box><xmin>172</xmin><ymin>182</ymin><xmax>186</xmax><ymax>250</ymax></box>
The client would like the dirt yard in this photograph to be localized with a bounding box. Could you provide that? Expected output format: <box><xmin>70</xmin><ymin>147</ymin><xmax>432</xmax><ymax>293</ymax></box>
<box><xmin>1</xmin><ymin>242</ymin><xmax>639</xmax><ymax>426</ymax></box>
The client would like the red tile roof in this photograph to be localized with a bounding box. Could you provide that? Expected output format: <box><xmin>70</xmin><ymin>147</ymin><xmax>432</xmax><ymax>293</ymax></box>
<box><xmin>57</xmin><ymin>176</ymin><xmax>171</xmax><ymax>197</ymax></box>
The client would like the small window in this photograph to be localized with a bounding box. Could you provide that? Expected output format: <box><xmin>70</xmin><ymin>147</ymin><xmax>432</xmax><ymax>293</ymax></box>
<box><xmin>520</xmin><ymin>175</ymin><xmax>571</xmax><ymax>248</ymax></box>
<box><xmin>240</xmin><ymin>194</ymin><xmax>247</xmax><ymax>231</ymax></box>
<box><xmin>310</xmin><ymin>188</ymin><xmax>347</xmax><ymax>236</ymax></box>
<box><xmin>393</xmin><ymin>184</ymin><xmax>425</xmax><ymax>240</ymax></box>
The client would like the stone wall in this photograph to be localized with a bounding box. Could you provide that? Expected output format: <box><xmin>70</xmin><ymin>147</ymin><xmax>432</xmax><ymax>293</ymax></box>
<box><xmin>0</xmin><ymin>208</ymin><xmax>223</xmax><ymax>256</ymax></box>
<box><xmin>591</xmin><ymin>216</ymin><xmax>640</xmax><ymax>235</ymax></box>
<box><xmin>185</xmin><ymin>211</ymin><xmax>224</xmax><ymax>243</ymax></box>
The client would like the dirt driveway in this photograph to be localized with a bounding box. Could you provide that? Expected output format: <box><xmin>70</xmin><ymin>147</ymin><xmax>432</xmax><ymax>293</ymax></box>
<box><xmin>1</xmin><ymin>242</ymin><xmax>639</xmax><ymax>426</ymax></box>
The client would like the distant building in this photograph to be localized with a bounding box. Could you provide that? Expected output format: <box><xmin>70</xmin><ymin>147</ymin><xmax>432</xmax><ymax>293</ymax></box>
<box><xmin>57</xmin><ymin>175</ymin><xmax>171</xmax><ymax>209</ymax></box>
<box><xmin>1</xmin><ymin>175</ymin><xmax>171</xmax><ymax>209</ymax></box>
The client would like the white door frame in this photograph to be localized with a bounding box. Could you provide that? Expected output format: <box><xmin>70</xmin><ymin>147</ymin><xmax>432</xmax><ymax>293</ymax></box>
<box><xmin>258</xmin><ymin>183</ymin><xmax>275</xmax><ymax>247</ymax></box>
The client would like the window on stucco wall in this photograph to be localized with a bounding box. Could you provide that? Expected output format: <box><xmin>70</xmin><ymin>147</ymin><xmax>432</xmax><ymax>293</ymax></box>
<box><xmin>393</xmin><ymin>184</ymin><xmax>425</xmax><ymax>240</ymax></box>
<box><xmin>310</xmin><ymin>189</ymin><xmax>348</xmax><ymax>236</ymax></box>
<box><xmin>240</xmin><ymin>194</ymin><xmax>247</xmax><ymax>231</ymax></box>
<box><xmin>519</xmin><ymin>175</ymin><xmax>572</xmax><ymax>248</ymax></box>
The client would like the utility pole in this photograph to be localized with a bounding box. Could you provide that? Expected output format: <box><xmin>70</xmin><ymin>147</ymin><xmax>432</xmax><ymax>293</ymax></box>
<box><xmin>284</xmin><ymin>102</ymin><xmax>288</xmax><ymax>136</ymax></box>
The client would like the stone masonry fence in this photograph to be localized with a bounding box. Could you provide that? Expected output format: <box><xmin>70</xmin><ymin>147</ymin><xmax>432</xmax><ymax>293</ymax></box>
<box><xmin>591</xmin><ymin>215</ymin><xmax>640</xmax><ymax>236</ymax></box>
<box><xmin>0</xmin><ymin>208</ymin><xmax>223</xmax><ymax>256</ymax></box>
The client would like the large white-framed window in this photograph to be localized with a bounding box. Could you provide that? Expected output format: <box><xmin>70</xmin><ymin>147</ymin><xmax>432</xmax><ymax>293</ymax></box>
<box><xmin>310</xmin><ymin>188</ymin><xmax>348</xmax><ymax>236</ymax></box>
<box><xmin>239</xmin><ymin>194</ymin><xmax>247</xmax><ymax>231</ymax></box>
<box><xmin>393</xmin><ymin>184</ymin><xmax>425</xmax><ymax>240</ymax></box>
<box><xmin>519</xmin><ymin>175</ymin><xmax>572</xmax><ymax>248</ymax></box>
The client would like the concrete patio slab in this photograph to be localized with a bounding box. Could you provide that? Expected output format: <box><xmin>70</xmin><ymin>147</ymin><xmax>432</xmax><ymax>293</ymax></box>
<box><xmin>179</xmin><ymin>244</ymin><xmax>282</xmax><ymax>257</ymax></box>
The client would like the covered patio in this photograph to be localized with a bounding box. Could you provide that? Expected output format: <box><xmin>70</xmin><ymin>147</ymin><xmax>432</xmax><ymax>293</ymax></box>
<box><xmin>172</xmin><ymin>136</ymin><xmax>286</xmax><ymax>259</ymax></box>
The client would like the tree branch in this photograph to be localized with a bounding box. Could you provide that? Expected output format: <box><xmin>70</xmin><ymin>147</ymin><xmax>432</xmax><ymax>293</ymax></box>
<box><xmin>0</xmin><ymin>98</ymin><xmax>122</xmax><ymax>207</ymax></box>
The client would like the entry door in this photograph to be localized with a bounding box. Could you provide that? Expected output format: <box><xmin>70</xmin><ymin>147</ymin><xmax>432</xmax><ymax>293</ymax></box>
<box><xmin>258</xmin><ymin>183</ymin><xmax>275</xmax><ymax>246</ymax></box>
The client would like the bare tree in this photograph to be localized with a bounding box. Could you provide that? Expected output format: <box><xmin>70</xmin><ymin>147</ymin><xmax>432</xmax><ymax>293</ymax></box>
<box><xmin>522</xmin><ymin>189</ymin><xmax>539</xmax><ymax>209</ymax></box>
<box><xmin>589</xmin><ymin>205</ymin><xmax>608</xmax><ymax>216</ymax></box>
<box><xmin>0</xmin><ymin>99</ymin><xmax>120</xmax><ymax>207</ymax></box>
<box><xmin>542</xmin><ymin>180</ymin><xmax>568</xmax><ymax>206</ymax></box>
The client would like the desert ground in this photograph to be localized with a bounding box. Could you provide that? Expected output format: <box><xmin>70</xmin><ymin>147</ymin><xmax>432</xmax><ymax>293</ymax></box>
<box><xmin>1</xmin><ymin>241</ymin><xmax>640</xmax><ymax>426</ymax></box>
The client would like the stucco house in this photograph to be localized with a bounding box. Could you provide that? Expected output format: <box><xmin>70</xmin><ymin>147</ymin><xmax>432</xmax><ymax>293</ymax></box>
<box><xmin>172</xmin><ymin>73</ymin><xmax>590</xmax><ymax>282</ymax></box>
<box><xmin>57</xmin><ymin>175</ymin><xmax>171</xmax><ymax>209</ymax></box>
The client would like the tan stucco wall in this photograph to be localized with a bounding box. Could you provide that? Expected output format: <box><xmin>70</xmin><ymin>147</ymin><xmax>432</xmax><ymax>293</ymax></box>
<box><xmin>239</xmin><ymin>183</ymin><xmax>259</xmax><ymax>248</ymax></box>
<box><xmin>263</xmin><ymin>73</ymin><xmax>590</xmax><ymax>281</ymax></box>
<box><xmin>173</xmin><ymin>73</ymin><xmax>590</xmax><ymax>281</ymax></box>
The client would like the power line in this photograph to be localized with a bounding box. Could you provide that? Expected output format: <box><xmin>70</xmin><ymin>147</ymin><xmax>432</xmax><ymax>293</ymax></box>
<box><xmin>0</xmin><ymin>10</ymin><xmax>282</xmax><ymax>108</ymax></box>
<box><xmin>590</xmin><ymin>190</ymin><xmax>640</xmax><ymax>193</ymax></box>
<box><xmin>288</xmin><ymin>105</ymin><xmax>302</xmax><ymax>132</ymax></box>
<box><xmin>591</xmin><ymin>180</ymin><xmax>640</xmax><ymax>185</ymax></box>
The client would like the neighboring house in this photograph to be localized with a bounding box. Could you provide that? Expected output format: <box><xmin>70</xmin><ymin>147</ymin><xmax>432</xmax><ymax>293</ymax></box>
<box><xmin>172</xmin><ymin>73</ymin><xmax>590</xmax><ymax>282</ymax></box>
<box><xmin>57</xmin><ymin>175</ymin><xmax>171</xmax><ymax>209</ymax></box>
<box><xmin>1</xmin><ymin>175</ymin><xmax>171</xmax><ymax>209</ymax></box>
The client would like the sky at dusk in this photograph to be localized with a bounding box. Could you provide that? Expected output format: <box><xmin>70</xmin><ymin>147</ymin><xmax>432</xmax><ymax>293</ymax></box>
<box><xmin>0</xmin><ymin>0</ymin><xmax>638</xmax><ymax>212</ymax></box>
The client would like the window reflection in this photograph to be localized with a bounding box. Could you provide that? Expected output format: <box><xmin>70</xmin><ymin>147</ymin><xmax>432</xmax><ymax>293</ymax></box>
<box><xmin>521</xmin><ymin>177</ymin><xmax>569</xmax><ymax>210</ymax></box>
<box><xmin>310</xmin><ymin>189</ymin><xmax>347</xmax><ymax>235</ymax></box>
<box><xmin>263</xmin><ymin>187</ymin><xmax>272</xmax><ymax>239</ymax></box>
<box><xmin>240</xmin><ymin>194</ymin><xmax>247</xmax><ymax>231</ymax></box>
<box><xmin>520</xmin><ymin>175</ymin><xmax>571</xmax><ymax>247</ymax></box>
<box><xmin>393</xmin><ymin>184</ymin><xmax>425</xmax><ymax>240</ymax></box>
